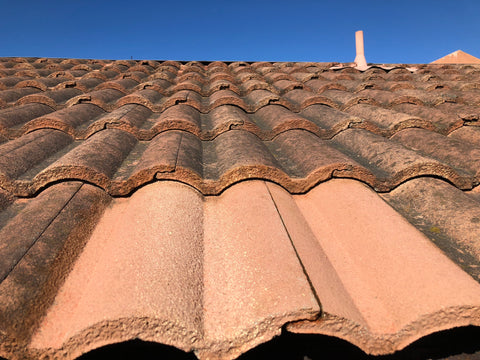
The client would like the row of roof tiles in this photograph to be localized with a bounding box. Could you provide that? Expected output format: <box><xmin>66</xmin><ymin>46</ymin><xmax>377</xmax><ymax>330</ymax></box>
<box><xmin>2</xmin><ymin>81</ymin><xmax>480</xmax><ymax>113</ymax></box>
<box><xmin>1</xmin><ymin>124</ymin><xmax>480</xmax><ymax>197</ymax></box>
<box><xmin>1</xmin><ymin>59</ymin><xmax>479</xmax><ymax>89</ymax></box>
<box><xmin>1</xmin><ymin>179</ymin><xmax>480</xmax><ymax>359</ymax></box>
<box><xmin>2</xmin><ymin>66</ymin><xmax>480</xmax><ymax>90</ymax></box>
<box><xmin>1</xmin><ymin>98</ymin><xmax>479</xmax><ymax>145</ymax></box>
<box><xmin>0</xmin><ymin>55</ymin><xmax>477</xmax><ymax>71</ymax></box>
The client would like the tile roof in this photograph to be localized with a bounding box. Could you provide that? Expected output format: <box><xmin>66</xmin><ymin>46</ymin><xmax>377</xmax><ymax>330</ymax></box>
<box><xmin>0</xmin><ymin>57</ymin><xmax>479</xmax><ymax>360</ymax></box>
<box><xmin>432</xmin><ymin>50</ymin><xmax>480</xmax><ymax>64</ymax></box>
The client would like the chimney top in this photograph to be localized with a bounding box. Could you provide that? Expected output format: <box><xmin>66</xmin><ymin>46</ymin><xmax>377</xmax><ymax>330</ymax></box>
<box><xmin>354</xmin><ymin>30</ymin><xmax>368</xmax><ymax>70</ymax></box>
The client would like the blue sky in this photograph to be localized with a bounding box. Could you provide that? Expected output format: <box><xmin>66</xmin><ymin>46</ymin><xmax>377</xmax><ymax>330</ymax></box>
<box><xmin>2</xmin><ymin>0</ymin><xmax>479</xmax><ymax>64</ymax></box>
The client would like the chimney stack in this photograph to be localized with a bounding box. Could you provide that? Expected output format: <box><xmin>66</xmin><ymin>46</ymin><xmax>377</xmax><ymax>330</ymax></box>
<box><xmin>354</xmin><ymin>30</ymin><xmax>368</xmax><ymax>70</ymax></box>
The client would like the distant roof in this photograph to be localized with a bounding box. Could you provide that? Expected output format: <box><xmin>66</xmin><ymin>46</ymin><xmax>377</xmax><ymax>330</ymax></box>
<box><xmin>431</xmin><ymin>50</ymin><xmax>480</xmax><ymax>64</ymax></box>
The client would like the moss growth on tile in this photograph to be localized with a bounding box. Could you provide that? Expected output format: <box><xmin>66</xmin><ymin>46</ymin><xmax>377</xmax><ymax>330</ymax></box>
<box><xmin>429</xmin><ymin>226</ymin><xmax>441</xmax><ymax>234</ymax></box>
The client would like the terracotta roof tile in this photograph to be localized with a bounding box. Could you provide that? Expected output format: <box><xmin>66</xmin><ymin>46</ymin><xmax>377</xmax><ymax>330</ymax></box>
<box><xmin>392</xmin><ymin>128</ymin><xmax>480</xmax><ymax>179</ymax></box>
<box><xmin>432</xmin><ymin>50</ymin><xmax>480</xmax><ymax>64</ymax></box>
<box><xmin>0</xmin><ymin>58</ymin><xmax>479</xmax><ymax>359</ymax></box>
<box><xmin>382</xmin><ymin>177</ymin><xmax>480</xmax><ymax>280</ymax></box>
<box><xmin>273</xmin><ymin>180</ymin><xmax>480</xmax><ymax>353</ymax></box>
<box><xmin>27</xmin><ymin>181</ymin><xmax>319</xmax><ymax>360</ymax></box>
<box><xmin>0</xmin><ymin>182</ymin><xmax>110</xmax><ymax>345</ymax></box>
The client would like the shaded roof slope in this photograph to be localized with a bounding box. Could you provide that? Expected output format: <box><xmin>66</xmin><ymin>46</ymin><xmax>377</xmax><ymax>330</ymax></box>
<box><xmin>0</xmin><ymin>57</ymin><xmax>479</xmax><ymax>360</ymax></box>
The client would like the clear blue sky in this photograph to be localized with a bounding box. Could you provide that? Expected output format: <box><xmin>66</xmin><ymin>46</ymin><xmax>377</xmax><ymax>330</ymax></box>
<box><xmin>2</xmin><ymin>0</ymin><xmax>479</xmax><ymax>64</ymax></box>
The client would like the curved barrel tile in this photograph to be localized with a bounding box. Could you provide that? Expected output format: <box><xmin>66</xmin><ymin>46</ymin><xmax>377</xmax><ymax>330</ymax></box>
<box><xmin>391</xmin><ymin>103</ymin><xmax>463</xmax><ymax>134</ymax></box>
<box><xmin>345</xmin><ymin>103</ymin><xmax>432</xmax><ymax>135</ymax></box>
<box><xmin>392</xmin><ymin>128</ymin><xmax>480</xmax><ymax>181</ymax></box>
<box><xmin>382</xmin><ymin>177</ymin><xmax>480</xmax><ymax>281</ymax></box>
<box><xmin>22</xmin><ymin>104</ymin><xmax>106</xmax><ymax>138</ymax></box>
<box><xmin>90</xmin><ymin>104</ymin><xmax>152</xmax><ymax>139</ymax></box>
<box><xmin>199</xmin><ymin>130</ymin><xmax>289</xmax><ymax>194</ymax></box>
<box><xmin>28</xmin><ymin>181</ymin><xmax>318</xmax><ymax>360</ymax></box>
<box><xmin>333</xmin><ymin>128</ymin><xmax>471</xmax><ymax>190</ymax></box>
<box><xmin>267</xmin><ymin>179</ymin><xmax>480</xmax><ymax>355</ymax></box>
<box><xmin>299</xmin><ymin>104</ymin><xmax>362</xmax><ymax>136</ymax></box>
<box><xmin>0</xmin><ymin>103</ymin><xmax>54</xmax><ymax>137</ymax></box>
<box><xmin>66</xmin><ymin>89</ymin><xmax>124</xmax><ymax>111</ymax></box>
<box><xmin>32</xmin><ymin>129</ymin><xmax>137</xmax><ymax>194</ymax></box>
<box><xmin>271</xmin><ymin>130</ymin><xmax>375</xmax><ymax>191</ymax></box>
<box><xmin>29</xmin><ymin>181</ymin><xmax>205</xmax><ymax>359</ymax></box>
<box><xmin>199</xmin><ymin>181</ymin><xmax>319</xmax><ymax>359</ymax></box>
<box><xmin>0</xmin><ymin>129</ymin><xmax>73</xmax><ymax>195</ymax></box>
<box><xmin>150</xmin><ymin>104</ymin><xmax>202</xmax><ymax>138</ymax></box>
<box><xmin>112</xmin><ymin>131</ymin><xmax>185</xmax><ymax>195</ymax></box>
<box><xmin>448</xmin><ymin>125</ymin><xmax>480</xmax><ymax>144</ymax></box>
<box><xmin>0</xmin><ymin>87</ymin><xmax>41</xmax><ymax>105</ymax></box>
<box><xmin>205</xmin><ymin>105</ymin><xmax>255</xmax><ymax>138</ymax></box>
<box><xmin>283</xmin><ymin>89</ymin><xmax>339</xmax><ymax>110</ymax></box>
<box><xmin>254</xmin><ymin>105</ymin><xmax>323</xmax><ymax>138</ymax></box>
<box><xmin>2</xmin><ymin>178</ymin><xmax>478</xmax><ymax>359</ymax></box>
<box><xmin>0</xmin><ymin>182</ymin><xmax>111</xmax><ymax>359</ymax></box>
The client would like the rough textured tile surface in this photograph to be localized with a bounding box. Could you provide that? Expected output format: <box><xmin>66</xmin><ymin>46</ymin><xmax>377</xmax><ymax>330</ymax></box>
<box><xmin>0</xmin><ymin>57</ymin><xmax>480</xmax><ymax>360</ymax></box>
<box><xmin>29</xmin><ymin>181</ymin><xmax>319</xmax><ymax>360</ymax></box>
<box><xmin>381</xmin><ymin>177</ymin><xmax>480</xmax><ymax>281</ymax></box>
<box><xmin>0</xmin><ymin>182</ymin><xmax>111</xmax><ymax>358</ymax></box>
<box><xmin>275</xmin><ymin>179</ymin><xmax>480</xmax><ymax>354</ymax></box>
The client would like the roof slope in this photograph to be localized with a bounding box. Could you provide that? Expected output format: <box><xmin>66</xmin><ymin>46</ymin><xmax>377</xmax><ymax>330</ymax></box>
<box><xmin>431</xmin><ymin>50</ymin><xmax>480</xmax><ymax>64</ymax></box>
<box><xmin>0</xmin><ymin>57</ymin><xmax>480</xmax><ymax>360</ymax></box>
